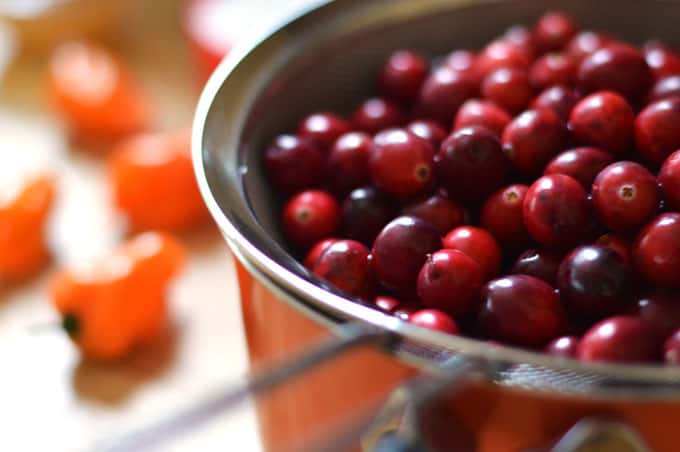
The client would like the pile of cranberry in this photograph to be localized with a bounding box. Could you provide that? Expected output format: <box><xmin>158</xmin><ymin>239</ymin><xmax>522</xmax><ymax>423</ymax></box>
<box><xmin>263</xmin><ymin>11</ymin><xmax>680</xmax><ymax>365</ymax></box>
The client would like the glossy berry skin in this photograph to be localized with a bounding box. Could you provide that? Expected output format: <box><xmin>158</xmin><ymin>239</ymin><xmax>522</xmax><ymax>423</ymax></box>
<box><xmin>304</xmin><ymin>238</ymin><xmax>338</xmax><ymax>269</ymax></box>
<box><xmin>545</xmin><ymin>336</ymin><xmax>579</xmax><ymax>358</ymax></box>
<box><xmin>523</xmin><ymin>174</ymin><xmax>591</xmax><ymax>248</ymax></box>
<box><xmin>297</xmin><ymin>112</ymin><xmax>351</xmax><ymax>151</ymax></box>
<box><xmin>417</xmin><ymin>249</ymin><xmax>483</xmax><ymax>316</ymax></box>
<box><xmin>409</xmin><ymin>309</ymin><xmax>459</xmax><ymax>334</ymax></box>
<box><xmin>351</xmin><ymin>98</ymin><xmax>406</xmax><ymax>134</ymax></box>
<box><xmin>341</xmin><ymin>187</ymin><xmax>397</xmax><ymax>247</ymax></box>
<box><xmin>577</xmin><ymin>316</ymin><xmax>659</xmax><ymax>363</ymax></box>
<box><xmin>369</xmin><ymin>129</ymin><xmax>435</xmax><ymax>198</ymax></box>
<box><xmin>444</xmin><ymin>49</ymin><xmax>477</xmax><ymax>74</ymax></box>
<box><xmin>393</xmin><ymin>305</ymin><xmax>417</xmax><ymax>321</ymax></box>
<box><xmin>635</xmin><ymin>97</ymin><xmax>680</xmax><ymax>165</ymax></box>
<box><xmin>407</xmin><ymin>119</ymin><xmax>447</xmax><ymax>150</ymax></box>
<box><xmin>417</xmin><ymin>66</ymin><xmax>478</xmax><ymax>124</ymax></box>
<box><xmin>649</xmin><ymin>75</ymin><xmax>680</xmax><ymax>101</ymax></box>
<box><xmin>374</xmin><ymin>295</ymin><xmax>401</xmax><ymax>313</ymax></box>
<box><xmin>503</xmin><ymin>25</ymin><xmax>537</xmax><ymax>60</ymax></box>
<box><xmin>557</xmin><ymin>245</ymin><xmax>632</xmax><ymax>320</ymax></box>
<box><xmin>480</xmin><ymin>184</ymin><xmax>530</xmax><ymax>248</ymax></box>
<box><xmin>596</xmin><ymin>233</ymin><xmax>633</xmax><ymax>265</ymax></box>
<box><xmin>592</xmin><ymin>161</ymin><xmax>659</xmax><ymax>232</ymax></box>
<box><xmin>282</xmin><ymin>190</ymin><xmax>341</xmax><ymax>250</ymax></box>
<box><xmin>379</xmin><ymin>50</ymin><xmax>429</xmax><ymax>103</ymax></box>
<box><xmin>443</xmin><ymin>226</ymin><xmax>501</xmax><ymax>282</ymax></box>
<box><xmin>511</xmin><ymin>248</ymin><xmax>562</xmax><ymax>286</ymax></box>
<box><xmin>643</xmin><ymin>40</ymin><xmax>680</xmax><ymax>81</ymax></box>
<box><xmin>502</xmin><ymin>108</ymin><xmax>567</xmax><ymax>177</ymax></box>
<box><xmin>264</xmin><ymin>135</ymin><xmax>323</xmax><ymax>194</ymax></box>
<box><xmin>568</xmin><ymin>91</ymin><xmax>634</xmax><ymax>155</ymax></box>
<box><xmin>532</xmin><ymin>12</ymin><xmax>578</xmax><ymax>54</ymax></box>
<box><xmin>529</xmin><ymin>53</ymin><xmax>577</xmax><ymax>90</ymax></box>
<box><xmin>664</xmin><ymin>329</ymin><xmax>680</xmax><ymax>365</ymax></box>
<box><xmin>633</xmin><ymin>292</ymin><xmax>680</xmax><ymax>340</ymax></box>
<box><xmin>566</xmin><ymin>31</ymin><xmax>612</xmax><ymax>63</ymax></box>
<box><xmin>633</xmin><ymin>213</ymin><xmax>680</xmax><ymax>288</ymax></box>
<box><xmin>544</xmin><ymin>147</ymin><xmax>614</xmax><ymax>189</ymax></box>
<box><xmin>326</xmin><ymin>132</ymin><xmax>372</xmax><ymax>196</ymax></box>
<box><xmin>478</xmin><ymin>275</ymin><xmax>566</xmax><ymax>347</ymax></box>
<box><xmin>371</xmin><ymin>216</ymin><xmax>442</xmax><ymax>294</ymax></box>
<box><xmin>312</xmin><ymin>240</ymin><xmax>375</xmax><ymax>299</ymax></box>
<box><xmin>437</xmin><ymin>126</ymin><xmax>508</xmax><ymax>205</ymax></box>
<box><xmin>474</xmin><ymin>40</ymin><xmax>531</xmax><ymax>79</ymax></box>
<box><xmin>530</xmin><ymin>85</ymin><xmax>579</xmax><ymax>120</ymax></box>
<box><xmin>453</xmin><ymin>99</ymin><xmax>511</xmax><ymax>137</ymax></box>
<box><xmin>481</xmin><ymin>67</ymin><xmax>533</xmax><ymax>114</ymax></box>
<box><xmin>402</xmin><ymin>194</ymin><xmax>466</xmax><ymax>236</ymax></box>
<box><xmin>659</xmin><ymin>150</ymin><xmax>680</xmax><ymax>210</ymax></box>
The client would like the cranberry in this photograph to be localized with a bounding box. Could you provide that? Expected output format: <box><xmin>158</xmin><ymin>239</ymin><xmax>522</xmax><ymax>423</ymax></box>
<box><xmin>369</xmin><ymin>128</ymin><xmax>435</xmax><ymax>198</ymax></box>
<box><xmin>532</xmin><ymin>12</ymin><xmax>578</xmax><ymax>54</ymax></box>
<box><xmin>478</xmin><ymin>275</ymin><xmax>566</xmax><ymax>347</ymax></box>
<box><xmin>659</xmin><ymin>149</ymin><xmax>680</xmax><ymax>210</ymax></box>
<box><xmin>480</xmin><ymin>184</ymin><xmax>530</xmax><ymax>248</ymax></box>
<box><xmin>417</xmin><ymin>66</ymin><xmax>478</xmax><ymax>124</ymax></box>
<box><xmin>545</xmin><ymin>335</ymin><xmax>579</xmax><ymax>358</ymax></box>
<box><xmin>529</xmin><ymin>53</ymin><xmax>577</xmax><ymax>90</ymax></box>
<box><xmin>635</xmin><ymin>97</ymin><xmax>680</xmax><ymax>165</ymax></box>
<box><xmin>595</xmin><ymin>233</ymin><xmax>633</xmax><ymax>265</ymax></box>
<box><xmin>371</xmin><ymin>216</ymin><xmax>442</xmax><ymax>294</ymax></box>
<box><xmin>557</xmin><ymin>245</ymin><xmax>632</xmax><ymax>320</ymax></box>
<box><xmin>592</xmin><ymin>161</ymin><xmax>659</xmax><ymax>232</ymax></box>
<box><xmin>502</xmin><ymin>108</ymin><xmax>567</xmax><ymax>177</ymax></box>
<box><xmin>351</xmin><ymin>97</ymin><xmax>406</xmax><ymax>134</ymax></box>
<box><xmin>282</xmin><ymin>190</ymin><xmax>341</xmax><ymax>249</ymax></box>
<box><xmin>374</xmin><ymin>295</ymin><xmax>401</xmax><ymax>313</ymax></box>
<box><xmin>503</xmin><ymin>25</ymin><xmax>536</xmax><ymax>59</ymax></box>
<box><xmin>393</xmin><ymin>305</ymin><xmax>416</xmax><ymax>321</ymax></box>
<box><xmin>633</xmin><ymin>292</ymin><xmax>680</xmax><ymax>340</ymax></box>
<box><xmin>544</xmin><ymin>147</ymin><xmax>614</xmax><ymax>189</ymax></box>
<box><xmin>297</xmin><ymin>112</ymin><xmax>351</xmax><ymax>151</ymax></box>
<box><xmin>577</xmin><ymin>316</ymin><xmax>659</xmax><ymax>363</ymax></box>
<box><xmin>664</xmin><ymin>328</ymin><xmax>680</xmax><ymax>364</ymax></box>
<box><xmin>643</xmin><ymin>40</ymin><xmax>680</xmax><ymax>81</ymax></box>
<box><xmin>444</xmin><ymin>49</ymin><xmax>477</xmax><ymax>74</ymax></box>
<box><xmin>437</xmin><ymin>126</ymin><xmax>508</xmax><ymax>205</ymax></box>
<box><xmin>443</xmin><ymin>226</ymin><xmax>501</xmax><ymax>281</ymax></box>
<box><xmin>633</xmin><ymin>213</ymin><xmax>680</xmax><ymax>288</ymax></box>
<box><xmin>577</xmin><ymin>43</ymin><xmax>652</xmax><ymax>103</ymax></box>
<box><xmin>530</xmin><ymin>85</ymin><xmax>579</xmax><ymax>120</ymax></box>
<box><xmin>379</xmin><ymin>50</ymin><xmax>428</xmax><ymax>103</ymax></box>
<box><xmin>341</xmin><ymin>186</ymin><xmax>397</xmax><ymax>247</ymax></box>
<box><xmin>453</xmin><ymin>99</ymin><xmax>511</xmax><ymax>137</ymax></box>
<box><xmin>474</xmin><ymin>39</ymin><xmax>531</xmax><ymax>79</ymax></box>
<box><xmin>649</xmin><ymin>75</ymin><xmax>680</xmax><ymax>101</ymax></box>
<box><xmin>523</xmin><ymin>174</ymin><xmax>591</xmax><ymax>248</ymax></box>
<box><xmin>409</xmin><ymin>309</ymin><xmax>459</xmax><ymax>334</ymax></box>
<box><xmin>304</xmin><ymin>238</ymin><xmax>338</xmax><ymax>269</ymax></box>
<box><xmin>417</xmin><ymin>249</ymin><xmax>483</xmax><ymax>316</ymax></box>
<box><xmin>511</xmin><ymin>248</ymin><xmax>562</xmax><ymax>286</ymax></box>
<box><xmin>566</xmin><ymin>31</ymin><xmax>612</xmax><ymax>63</ymax></box>
<box><xmin>402</xmin><ymin>194</ymin><xmax>466</xmax><ymax>236</ymax></box>
<box><xmin>568</xmin><ymin>91</ymin><xmax>634</xmax><ymax>155</ymax></box>
<box><xmin>264</xmin><ymin>135</ymin><xmax>323</xmax><ymax>194</ymax></box>
<box><xmin>312</xmin><ymin>240</ymin><xmax>375</xmax><ymax>299</ymax></box>
<box><xmin>407</xmin><ymin>119</ymin><xmax>447</xmax><ymax>150</ymax></box>
<box><xmin>326</xmin><ymin>132</ymin><xmax>372</xmax><ymax>196</ymax></box>
<box><xmin>481</xmin><ymin>67</ymin><xmax>533</xmax><ymax>114</ymax></box>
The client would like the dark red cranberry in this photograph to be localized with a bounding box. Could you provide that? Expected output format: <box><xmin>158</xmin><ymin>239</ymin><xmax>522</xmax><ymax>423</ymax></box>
<box><xmin>592</xmin><ymin>161</ymin><xmax>659</xmax><ymax>232</ymax></box>
<box><xmin>264</xmin><ymin>135</ymin><xmax>323</xmax><ymax>194</ymax></box>
<box><xmin>444</xmin><ymin>49</ymin><xmax>477</xmax><ymax>74</ymax></box>
<box><xmin>369</xmin><ymin>128</ymin><xmax>435</xmax><ymax>198</ymax></box>
<box><xmin>393</xmin><ymin>305</ymin><xmax>416</xmax><ymax>321</ymax></box>
<box><xmin>659</xmin><ymin>150</ymin><xmax>680</xmax><ymax>210</ymax></box>
<box><xmin>443</xmin><ymin>226</ymin><xmax>501</xmax><ymax>281</ymax></box>
<box><xmin>409</xmin><ymin>309</ymin><xmax>459</xmax><ymax>334</ymax></box>
<box><xmin>530</xmin><ymin>85</ymin><xmax>579</xmax><ymax>120</ymax></box>
<box><xmin>643</xmin><ymin>40</ymin><xmax>680</xmax><ymax>81</ymax></box>
<box><xmin>502</xmin><ymin>108</ymin><xmax>567</xmax><ymax>177</ymax></box>
<box><xmin>557</xmin><ymin>245</ymin><xmax>632</xmax><ymax>320</ymax></box>
<box><xmin>312</xmin><ymin>240</ymin><xmax>375</xmax><ymax>299</ymax></box>
<box><xmin>402</xmin><ymin>194</ymin><xmax>466</xmax><ymax>236</ymax></box>
<box><xmin>511</xmin><ymin>248</ymin><xmax>562</xmax><ymax>286</ymax></box>
<box><xmin>341</xmin><ymin>186</ymin><xmax>397</xmax><ymax>247</ymax></box>
<box><xmin>577</xmin><ymin>316</ymin><xmax>659</xmax><ymax>363</ymax></box>
<box><xmin>453</xmin><ymin>99</ymin><xmax>511</xmax><ymax>137</ymax></box>
<box><xmin>326</xmin><ymin>132</ymin><xmax>372</xmax><ymax>196</ymax></box>
<box><xmin>544</xmin><ymin>147</ymin><xmax>614</xmax><ymax>189</ymax></box>
<box><xmin>417</xmin><ymin>249</ymin><xmax>483</xmax><ymax>316</ymax></box>
<box><xmin>374</xmin><ymin>295</ymin><xmax>401</xmax><ymax>313</ymax></box>
<box><xmin>633</xmin><ymin>213</ymin><xmax>680</xmax><ymax>288</ymax></box>
<box><xmin>407</xmin><ymin>119</ymin><xmax>447</xmax><ymax>150</ymax></box>
<box><xmin>545</xmin><ymin>335</ymin><xmax>579</xmax><ymax>358</ymax></box>
<box><xmin>417</xmin><ymin>66</ymin><xmax>478</xmax><ymax>124</ymax></box>
<box><xmin>304</xmin><ymin>238</ymin><xmax>338</xmax><ymax>269</ymax></box>
<box><xmin>503</xmin><ymin>25</ymin><xmax>536</xmax><ymax>59</ymax></box>
<box><xmin>577</xmin><ymin>43</ymin><xmax>652</xmax><ymax>103</ymax></box>
<box><xmin>566</xmin><ymin>31</ymin><xmax>612</xmax><ymax>63</ymax></box>
<box><xmin>480</xmin><ymin>184</ymin><xmax>530</xmax><ymax>248</ymax></box>
<box><xmin>371</xmin><ymin>216</ymin><xmax>442</xmax><ymax>294</ymax></box>
<box><xmin>649</xmin><ymin>75</ymin><xmax>680</xmax><ymax>101</ymax></box>
<box><xmin>351</xmin><ymin>98</ymin><xmax>406</xmax><ymax>134</ymax></box>
<box><xmin>568</xmin><ymin>91</ymin><xmax>634</xmax><ymax>155</ymax></box>
<box><xmin>523</xmin><ymin>174</ymin><xmax>591</xmax><ymax>248</ymax></box>
<box><xmin>437</xmin><ymin>126</ymin><xmax>508</xmax><ymax>205</ymax></box>
<box><xmin>664</xmin><ymin>328</ymin><xmax>680</xmax><ymax>364</ymax></box>
<box><xmin>282</xmin><ymin>190</ymin><xmax>341</xmax><ymax>249</ymax></box>
<box><xmin>595</xmin><ymin>233</ymin><xmax>633</xmax><ymax>265</ymax></box>
<box><xmin>633</xmin><ymin>292</ymin><xmax>680</xmax><ymax>340</ymax></box>
<box><xmin>481</xmin><ymin>67</ymin><xmax>533</xmax><ymax>114</ymax></box>
<box><xmin>635</xmin><ymin>97</ymin><xmax>680</xmax><ymax>165</ymax></box>
<box><xmin>297</xmin><ymin>112</ymin><xmax>351</xmax><ymax>151</ymax></box>
<box><xmin>474</xmin><ymin>39</ymin><xmax>531</xmax><ymax>79</ymax></box>
<box><xmin>478</xmin><ymin>275</ymin><xmax>566</xmax><ymax>347</ymax></box>
<box><xmin>379</xmin><ymin>50</ymin><xmax>428</xmax><ymax>104</ymax></box>
<box><xmin>529</xmin><ymin>53</ymin><xmax>577</xmax><ymax>90</ymax></box>
<box><xmin>532</xmin><ymin>12</ymin><xmax>578</xmax><ymax>54</ymax></box>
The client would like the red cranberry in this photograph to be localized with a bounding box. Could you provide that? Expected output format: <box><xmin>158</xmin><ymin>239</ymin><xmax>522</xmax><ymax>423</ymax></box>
<box><xmin>478</xmin><ymin>275</ymin><xmax>566</xmax><ymax>347</ymax></box>
<box><xmin>282</xmin><ymin>190</ymin><xmax>341</xmax><ymax>249</ymax></box>
<box><xmin>351</xmin><ymin>98</ymin><xmax>406</xmax><ymax>134</ymax></box>
<box><xmin>592</xmin><ymin>161</ymin><xmax>659</xmax><ymax>232</ymax></box>
<box><xmin>558</xmin><ymin>245</ymin><xmax>632</xmax><ymax>320</ymax></box>
<box><xmin>503</xmin><ymin>25</ymin><xmax>536</xmax><ymax>59</ymax></box>
<box><xmin>633</xmin><ymin>213</ymin><xmax>680</xmax><ymax>288</ymax></box>
<box><xmin>481</xmin><ymin>67</ymin><xmax>533</xmax><ymax>114</ymax></box>
<box><xmin>297</xmin><ymin>112</ymin><xmax>351</xmax><ymax>151</ymax></box>
<box><xmin>664</xmin><ymin>328</ymin><xmax>680</xmax><ymax>364</ymax></box>
<box><xmin>341</xmin><ymin>186</ymin><xmax>397</xmax><ymax>247</ymax></box>
<box><xmin>437</xmin><ymin>126</ymin><xmax>508</xmax><ymax>205</ymax></box>
<box><xmin>532</xmin><ymin>12</ymin><xmax>578</xmax><ymax>54</ymax></box>
<box><xmin>480</xmin><ymin>184</ymin><xmax>530</xmax><ymax>248</ymax></box>
<box><xmin>402</xmin><ymin>194</ymin><xmax>466</xmax><ymax>236</ymax></box>
<box><xmin>635</xmin><ymin>97</ymin><xmax>680</xmax><ymax>165</ymax></box>
<box><xmin>649</xmin><ymin>75</ymin><xmax>680</xmax><ymax>101</ymax></box>
<box><xmin>643</xmin><ymin>40</ymin><xmax>680</xmax><ymax>81</ymax></box>
<box><xmin>474</xmin><ymin>40</ymin><xmax>531</xmax><ymax>79</ymax></box>
<box><xmin>264</xmin><ymin>135</ymin><xmax>323</xmax><ymax>194</ymax></box>
<box><xmin>369</xmin><ymin>128</ymin><xmax>435</xmax><ymax>198</ymax></box>
<box><xmin>417</xmin><ymin>66</ymin><xmax>478</xmax><ymax>124</ymax></box>
<box><xmin>409</xmin><ymin>309</ymin><xmax>459</xmax><ymax>334</ymax></box>
<box><xmin>393</xmin><ymin>305</ymin><xmax>416</xmax><ymax>321</ymax></box>
<box><xmin>568</xmin><ymin>91</ymin><xmax>634</xmax><ymax>155</ymax></box>
<box><xmin>523</xmin><ymin>174</ymin><xmax>591</xmax><ymax>248</ymax></box>
<box><xmin>530</xmin><ymin>85</ymin><xmax>579</xmax><ymax>120</ymax></box>
<box><xmin>304</xmin><ymin>238</ymin><xmax>338</xmax><ymax>269</ymax></box>
<box><xmin>372</xmin><ymin>216</ymin><xmax>442</xmax><ymax>294</ymax></box>
<box><xmin>379</xmin><ymin>50</ymin><xmax>428</xmax><ymax>103</ymax></box>
<box><xmin>577</xmin><ymin>43</ymin><xmax>652</xmax><ymax>103</ymax></box>
<box><xmin>577</xmin><ymin>316</ymin><xmax>659</xmax><ymax>363</ymax></box>
<box><xmin>502</xmin><ymin>108</ymin><xmax>567</xmax><ymax>177</ymax></box>
<box><xmin>417</xmin><ymin>249</ymin><xmax>483</xmax><ymax>316</ymax></box>
<box><xmin>633</xmin><ymin>292</ymin><xmax>680</xmax><ymax>340</ymax></box>
<box><xmin>326</xmin><ymin>132</ymin><xmax>372</xmax><ymax>196</ymax></box>
<box><xmin>511</xmin><ymin>248</ymin><xmax>562</xmax><ymax>286</ymax></box>
<box><xmin>529</xmin><ymin>53</ymin><xmax>577</xmax><ymax>90</ymax></box>
<box><xmin>453</xmin><ymin>99</ymin><xmax>511</xmax><ymax>137</ymax></box>
<box><xmin>407</xmin><ymin>119</ymin><xmax>447</xmax><ymax>150</ymax></box>
<box><xmin>659</xmin><ymin>149</ymin><xmax>680</xmax><ymax>210</ymax></box>
<box><xmin>566</xmin><ymin>31</ymin><xmax>612</xmax><ymax>63</ymax></box>
<box><xmin>595</xmin><ymin>233</ymin><xmax>633</xmax><ymax>265</ymax></box>
<box><xmin>443</xmin><ymin>226</ymin><xmax>501</xmax><ymax>281</ymax></box>
<box><xmin>312</xmin><ymin>240</ymin><xmax>375</xmax><ymax>299</ymax></box>
<box><xmin>374</xmin><ymin>295</ymin><xmax>401</xmax><ymax>313</ymax></box>
<box><xmin>545</xmin><ymin>335</ymin><xmax>579</xmax><ymax>358</ymax></box>
<box><xmin>444</xmin><ymin>49</ymin><xmax>477</xmax><ymax>74</ymax></box>
<box><xmin>544</xmin><ymin>147</ymin><xmax>614</xmax><ymax>189</ymax></box>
